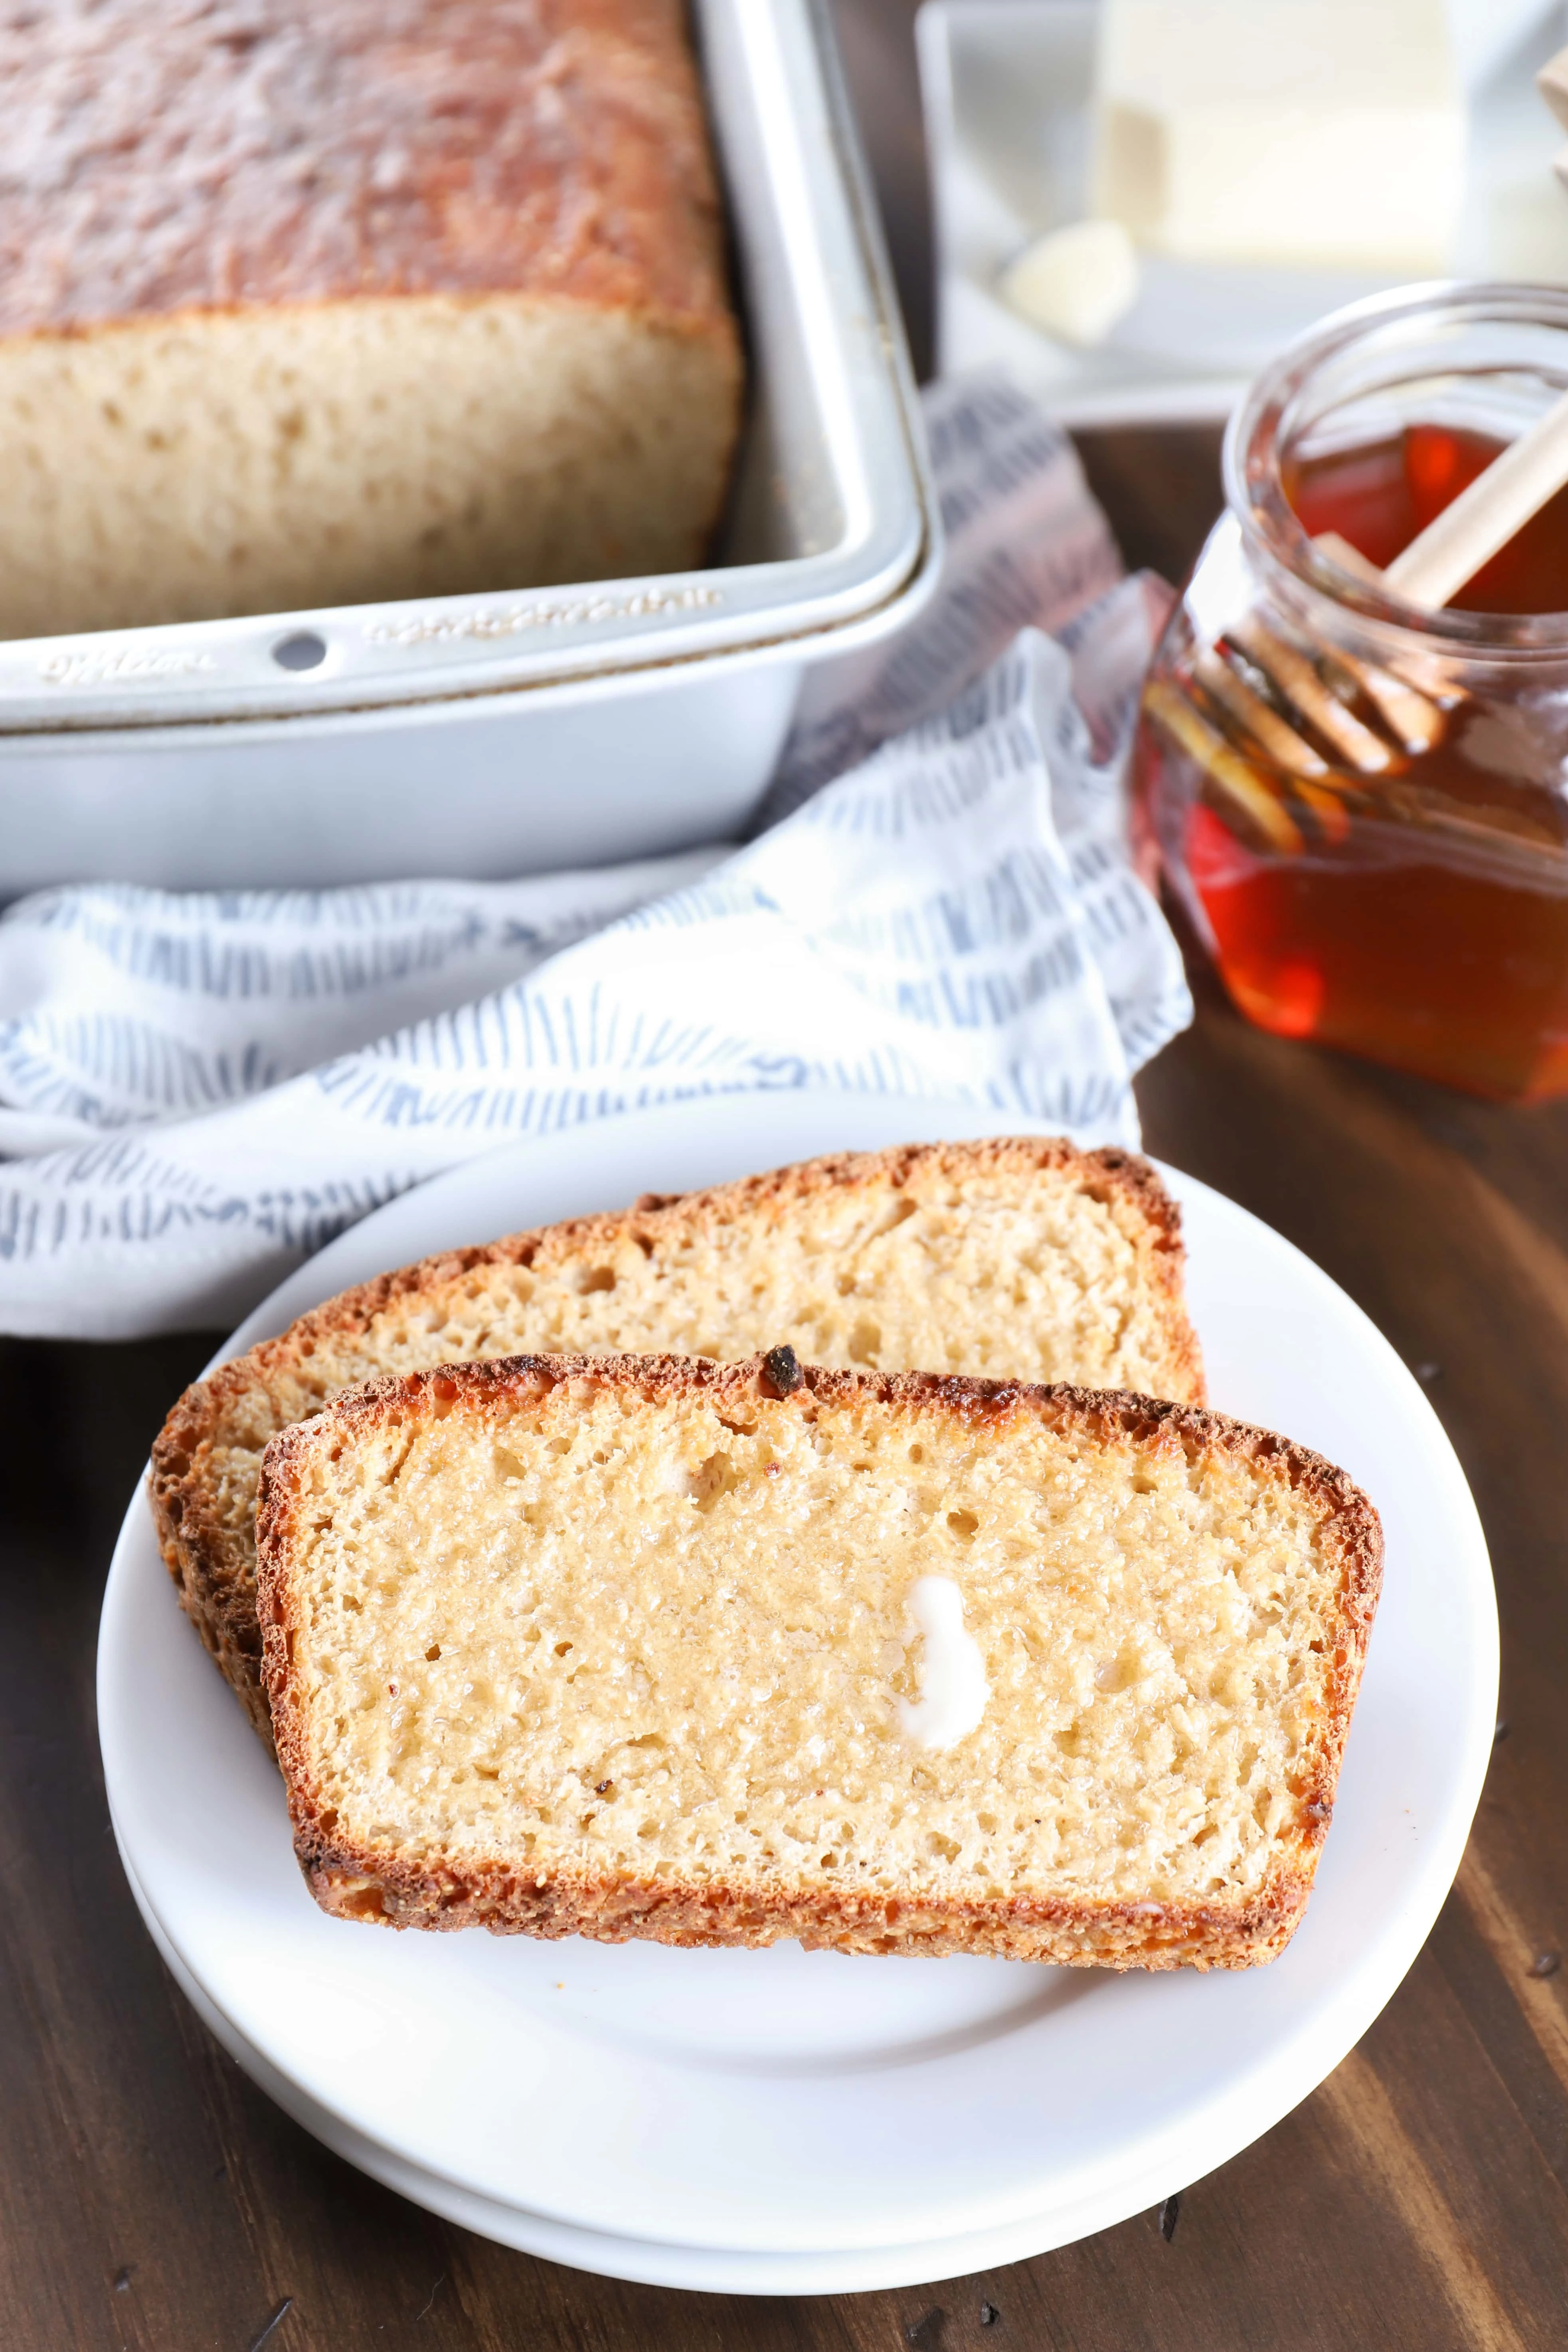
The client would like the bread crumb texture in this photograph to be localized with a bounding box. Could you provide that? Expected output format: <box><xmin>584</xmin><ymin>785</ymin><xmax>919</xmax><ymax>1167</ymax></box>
<box><xmin>258</xmin><ymin>1356</ymin><xmax>1378</xmax><ymax>1969</ymax></box>
<box><xmin>0</xmin><ymin>300</ymin><xmax>738</xmax><ymax>632</ymax></box>
<box><xmin>151</xmin><ymin>1142</ymin><xmax>1204</xmax><ymax>1739</ymax></box>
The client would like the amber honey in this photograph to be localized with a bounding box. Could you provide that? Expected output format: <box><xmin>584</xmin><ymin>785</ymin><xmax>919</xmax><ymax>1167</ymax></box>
<box><xmin>1138</xmin><ymin>393</ymin><xmax>1568</xmax><ymax>1101</ymax></box>
<box><xmin>1285</xmin><ymin>423</ymin><xmax>1568</xmax><ymax>614</ymax></box>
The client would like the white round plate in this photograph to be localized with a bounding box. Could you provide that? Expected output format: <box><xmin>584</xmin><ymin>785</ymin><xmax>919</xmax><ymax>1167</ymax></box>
<box><xmin>99</xmin><ymin>1091</ymin><xmax>1497</xmax><ymax>2292</ymax></box>
<box><xmin>115</xmin><ymin>1829</ymin><xmax>1155</xmax><ymax>2295</ymax></box>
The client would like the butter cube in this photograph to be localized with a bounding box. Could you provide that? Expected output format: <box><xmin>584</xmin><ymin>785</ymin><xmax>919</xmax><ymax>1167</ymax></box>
<box><xmin>1091</xmin><ymin>0</ymin><xmax>1466</xmax><ymax>273</ymax></box>
<box><xmin>999</xmin><ymin>220</ymin><xmax>1141</xmax><ymax>346</ymax></box>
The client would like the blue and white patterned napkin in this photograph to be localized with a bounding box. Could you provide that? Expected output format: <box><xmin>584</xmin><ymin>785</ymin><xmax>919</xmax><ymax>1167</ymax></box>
<box><xmin>0</xmin><ymin>379</ymin><xmax>1191</xmax><ymax>1337</ymax></box>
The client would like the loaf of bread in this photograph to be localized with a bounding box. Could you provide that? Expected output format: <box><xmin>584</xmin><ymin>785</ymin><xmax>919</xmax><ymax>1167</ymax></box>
<box><xmin>0</xmin><ymin>0</ymin><xmax>741</xmax><ymax>635</ymax></box>
<box><xmin>151</xmin><ymin>1138</ymin><xmax>1205</xmax><ymax>1741</ymax></box>
<box><xmin>257</xmin><ymin>1351</ymin><xmax>1380</xmax><ymax>1966</ymax></box>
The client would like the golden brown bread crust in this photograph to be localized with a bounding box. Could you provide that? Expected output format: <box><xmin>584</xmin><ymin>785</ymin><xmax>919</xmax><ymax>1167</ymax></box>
<box><xmin>149</xmin><ymin>1136</ymin><xmax>1206</xmax><ymax>1744</ymax></box>
<box><xmin>257</xmin><ymin>1351</ymin><xmax>1381</xmax><ymax>1970</ymax></box>
<box><xmin>0</xmin><ymin>0</ymin><xmax>735</xmax><ymax>336</ymax></box>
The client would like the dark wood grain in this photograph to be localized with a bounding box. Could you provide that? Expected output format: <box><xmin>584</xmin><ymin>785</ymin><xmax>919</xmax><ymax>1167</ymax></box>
<box><xmin>828</xmin><ymin>0</ymin><xmax>933</xmax><ymax>383</ymax></box>
<box><xmin>1070</xmin><ymin>425</ymin><xmax>1226</xmax><ymax>585</ymax></box>
<box><xmin>4</xmin><ymin>4</ymin><xmax>1567</xmax><ymax>2346</ymax></box>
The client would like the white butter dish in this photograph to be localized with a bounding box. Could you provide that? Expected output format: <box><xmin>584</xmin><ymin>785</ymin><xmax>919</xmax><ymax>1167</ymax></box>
<box><xmin>918</xmin><ymin>0</ymin><xmax>1568</xmax><ymax>427</ymax></box>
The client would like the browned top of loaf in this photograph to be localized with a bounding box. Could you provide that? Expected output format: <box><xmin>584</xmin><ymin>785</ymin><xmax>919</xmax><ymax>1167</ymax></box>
<box><xmin>239</xmin><ymin>1135</ymin><xmax>1194</xmax><ymax>1378</ymax></box>
<box><xmin>265</xmin><ymin>1347</ymin><xmax>1368</xmax><ymax>1542</ymax></box>
<box><xmin>154</xmin><ymin>1133</ymin><xmax>1198</xmax><ymax>1528</ymax></box>
<box><xmin>0</xmin><ymin>0</ymin><xmax>732</xmax><ymax>333</ymax></box>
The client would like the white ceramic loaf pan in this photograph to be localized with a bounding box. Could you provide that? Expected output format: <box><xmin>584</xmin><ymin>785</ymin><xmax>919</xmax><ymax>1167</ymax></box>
<box><xmin>0</xmin><ymin>0</ymin><xmax>938</xmax><ymax>895</ymax></box>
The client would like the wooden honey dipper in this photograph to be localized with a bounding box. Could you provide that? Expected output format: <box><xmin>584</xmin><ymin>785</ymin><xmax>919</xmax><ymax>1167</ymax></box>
<box><xmin>1214</xmin><ymin>383</ymin><xmax>1568</xmax><ymax>767</ymax></box>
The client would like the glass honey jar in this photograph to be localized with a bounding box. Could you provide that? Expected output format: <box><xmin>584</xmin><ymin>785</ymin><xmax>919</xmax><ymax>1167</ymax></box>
<box><xmin>1135</xmin><ymin>284</ymin><xmax>1568</xmax><ymax>1101</ymax></box>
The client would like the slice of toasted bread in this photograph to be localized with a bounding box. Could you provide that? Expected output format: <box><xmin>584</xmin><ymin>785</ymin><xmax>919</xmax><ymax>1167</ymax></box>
<box><xmin>151</xmin><ymin>1137</ymin><xmax>1204</xmax><ymax>1741</ymax></box>
<box><xmin>257</xmin><ymin>1351</ymin><xmax>1379</xmax><ymax>1968</ymax></box>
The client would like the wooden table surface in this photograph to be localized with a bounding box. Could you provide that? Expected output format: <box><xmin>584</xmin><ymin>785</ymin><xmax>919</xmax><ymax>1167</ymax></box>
<box><xmin>5</xmin><ymin>9</ymin><xmax>1568</xmax><ymax>2348</ymax></box>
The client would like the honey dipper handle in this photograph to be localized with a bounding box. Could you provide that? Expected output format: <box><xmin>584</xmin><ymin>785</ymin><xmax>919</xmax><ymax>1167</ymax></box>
<box><xmin>1382</xmin><ymin>385</ymin><xmax>1568</xmax><ymax>611</ymax></box>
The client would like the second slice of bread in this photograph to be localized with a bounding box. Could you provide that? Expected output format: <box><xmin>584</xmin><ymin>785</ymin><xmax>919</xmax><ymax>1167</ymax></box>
<box><xmin>151</xmin><ymin>1139</ymin><xmax>1204</xmax><ymax>1741</ymax></box>
<box><xmin>258</xmin><ymin>1352</ymin><xmax>1380</xmax><ymax>1968</ymax></box>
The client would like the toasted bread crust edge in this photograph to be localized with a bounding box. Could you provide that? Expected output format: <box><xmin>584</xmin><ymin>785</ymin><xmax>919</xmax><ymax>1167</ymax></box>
<box><xmin>257</xmin><ymin>1350</ymin><xmax>1380</xmax><ymax>1971</ymax></box>
<box><xmin>150</xmin><ymin>1136</ymin><xmax>1205</xmax><ymax>1744</ymax></box>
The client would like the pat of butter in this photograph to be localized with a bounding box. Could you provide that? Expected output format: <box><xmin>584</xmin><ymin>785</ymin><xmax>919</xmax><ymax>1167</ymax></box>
<box><xmin>897</xmin><ymin>1576</ymin><xmax>989</xmax><ymax>1751</ymax></box>
<box><xmin>1090</xmin><ymin>0</ymin><xmax>1466</xmax><ymax>273</ymax></box>
<box><xmin>999</xmin><ymin>219</ymin><xmax>1141</xmax><ymax>348</ymax></box>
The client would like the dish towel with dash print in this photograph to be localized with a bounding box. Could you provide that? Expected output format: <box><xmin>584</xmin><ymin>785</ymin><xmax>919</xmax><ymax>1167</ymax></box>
<box><xmin>0</xmin><ymin>376</ymin><xmax>1192</xmax><ymax>1338</ymax></box>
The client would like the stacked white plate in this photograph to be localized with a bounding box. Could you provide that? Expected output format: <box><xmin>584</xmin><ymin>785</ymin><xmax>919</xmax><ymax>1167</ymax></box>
<box><xmin>98</xmin><ymin>1094</ymin><xmax>1497</xmax><ymax>2293</ymax></box>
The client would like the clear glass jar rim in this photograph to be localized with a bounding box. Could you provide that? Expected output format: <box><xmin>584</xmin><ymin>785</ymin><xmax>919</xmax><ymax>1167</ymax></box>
<box><xmin>1222</xmin><ymin>280</ymin><xmax>1568</xmax><ymax>657</ymax></box>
